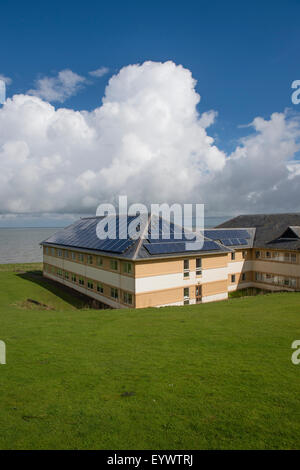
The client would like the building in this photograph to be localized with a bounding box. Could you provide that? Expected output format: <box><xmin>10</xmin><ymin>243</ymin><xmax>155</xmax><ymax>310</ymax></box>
<box><xmin>41</xmin><ymin>213</ymin><xmax>300</xmax><ymax>309</ymax></box>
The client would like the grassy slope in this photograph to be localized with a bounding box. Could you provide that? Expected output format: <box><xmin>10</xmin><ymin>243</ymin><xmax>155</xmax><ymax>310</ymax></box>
<box><xmin>0</xmin><ymin>265</ymin><xmax>299</xmax><ymax>450</ymax></box>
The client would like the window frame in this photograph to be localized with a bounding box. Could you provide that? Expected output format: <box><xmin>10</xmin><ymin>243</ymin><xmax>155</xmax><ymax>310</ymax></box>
<box><xmin>110</xmin><ymin>259</ymin><xmax>118</xmax><ymax>271</ymax></box>
<box><xmin>110</xmin><ymin>287</ymin><xmax>119</xmax><ymax>299</ymax></box>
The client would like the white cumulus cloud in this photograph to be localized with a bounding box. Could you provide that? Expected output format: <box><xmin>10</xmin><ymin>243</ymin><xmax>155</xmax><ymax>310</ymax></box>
<box><xmin>0</xmin><ymin>60</ymin><xmax>300</xmax><ymax>216</ymax></box>
<box><xmin>0</xmin><ymin>74</ymin><xmax>12</xmax><ymax>85</ymax></box>
<box><xmin>89</xmin><ymin>67</ymin><xmax>110</xmax><ymax>78</ymax></box>
<box><xmin>28</xmin><ymin>69</ymin><xmax>86</xmax><ymax>103</ymax></box>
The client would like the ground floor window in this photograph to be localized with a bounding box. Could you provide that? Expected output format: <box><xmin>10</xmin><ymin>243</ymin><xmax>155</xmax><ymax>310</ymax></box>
<box><xmin>87</xmin><ymin>280</ymin><xmax>94</xmax><ymax>290</ymax></box>
<box><xmin>111</xmin><ymin>287</ymin><xmax>118</xmax><ymax>299</ymax></box>
<box><xmin>231</xmin><ymin>274</ymin><xmax>236</xmax><ymax>283</ymax></box>
<box><xmin>97</xmin><ymin>283</ymin><xmax>103</xmax><ymax>293</ymax></box>
<box><xmin>71</xmin><ymin>274</ymin><xmax>76</xmax><ymax>283</ymax></box>
<box><xmin>79</xmin><ymin>277</ymin><xmax>84</xmax><ymax>286</ymax></box>
<box><xmin>195</xmin><ymin>285</ymin><xmax>202</xmax><ymax>303</ymax></box>
<box><xmin>184</xmin><ymin>287</ymin><xmax>190</xmax><ymax>305</ymax></box>
<box><xmin>123</xmin><ymin>291</ymin><xmax>133</xmax><ymax>305</ymax></box>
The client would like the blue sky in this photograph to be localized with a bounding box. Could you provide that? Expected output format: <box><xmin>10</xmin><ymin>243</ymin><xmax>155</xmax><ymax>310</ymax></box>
<box><xmin>2</xmin><ymin>0</ymin><xmax>299</xmax><ymax>151</ymax></box>
<box><xmin>1</xmin><ymin>0</ymin><xmax>300</xmax><ymax>226</ymax></box>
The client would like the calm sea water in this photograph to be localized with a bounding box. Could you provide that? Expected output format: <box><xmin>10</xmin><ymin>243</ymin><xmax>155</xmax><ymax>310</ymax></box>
<box><xmin>0</xmin><ymin>228</ymin><xmax>59</xmax><ymax>264</ymax></box>
<box><xmin>0</xmin><ymin>217</ymin><xmax>228</xmax><ymax>264</ymax></box>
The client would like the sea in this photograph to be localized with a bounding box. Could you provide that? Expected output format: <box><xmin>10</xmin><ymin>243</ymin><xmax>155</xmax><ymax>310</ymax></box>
<box><xmin>0</xmin><ymin>217</ymin><xmax>228</xmax><ymax>264</ymax></box>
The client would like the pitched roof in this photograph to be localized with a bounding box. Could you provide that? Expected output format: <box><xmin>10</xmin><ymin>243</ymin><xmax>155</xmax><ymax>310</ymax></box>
<box><xmin>217</xmin><ymin>213</ymin><xmax>300</xmax><ymax>250</ymax></box>
<box><xmin>41</xmin><ymin>215</ymin><xmax>241</xmax><ymax>260</ymax></box>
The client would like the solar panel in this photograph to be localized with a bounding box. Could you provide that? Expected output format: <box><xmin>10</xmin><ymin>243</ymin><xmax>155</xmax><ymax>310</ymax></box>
<box><xmin>144</xmin><ymin>240</ymin><xmax>222</xmax><ymax>255</ymax></box>
<box><xmin>221</xmin><ymin>239</ymin><xmax>233</xmax><ymax>246</ymax></box>
<box><xmin>204</xmin><ymin>229</ymin><xmax>251</xmax><ymax>240</ymax></box>
<box><xmin>43</xmin><ymin>216</ymin><xmax>136</xmax><ymax>254</ymax></box>
<box><xmin>238</xmin><ymin>238</ymin><xmax>248</xmax><ymax>245</ymax></box>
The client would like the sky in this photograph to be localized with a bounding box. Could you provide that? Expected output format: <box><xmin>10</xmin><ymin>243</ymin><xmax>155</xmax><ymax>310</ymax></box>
<box><xmin>1</xmin><ymin>0</ymin><xmax>300</xmax><ymax>226</ymax></box>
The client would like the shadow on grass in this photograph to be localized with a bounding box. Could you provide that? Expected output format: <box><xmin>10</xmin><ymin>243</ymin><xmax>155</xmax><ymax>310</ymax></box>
<box><xmin>17</xmin><ymin>270</ymin><xmax>103</xmax><ymax>309</ymax></box>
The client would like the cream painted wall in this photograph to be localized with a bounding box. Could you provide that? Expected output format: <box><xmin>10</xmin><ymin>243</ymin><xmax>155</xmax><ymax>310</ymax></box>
<box><xmin>202</xmin><ymin>292</ymin><xmax>228</xmax><ymax>303</ymax></box>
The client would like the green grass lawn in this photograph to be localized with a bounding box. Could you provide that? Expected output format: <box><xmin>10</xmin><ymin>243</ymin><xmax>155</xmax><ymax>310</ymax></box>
<box><xmin>0</xmin><ymin>264</ymin><xmax>299</xmax><ymax>449</ymax></box>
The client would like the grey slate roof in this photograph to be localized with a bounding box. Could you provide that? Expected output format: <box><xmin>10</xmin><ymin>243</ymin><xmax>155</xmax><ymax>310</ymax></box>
<box><xmin>217</xmin><ymin>213</ymin><xmax>300</xmax><ymax>250</ymax></box>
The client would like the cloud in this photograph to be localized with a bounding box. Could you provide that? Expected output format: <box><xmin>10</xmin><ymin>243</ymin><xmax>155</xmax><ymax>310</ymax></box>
<box><xmin>0</xmin><ymin>60</ymin><xmax>300</xmax><ymax>216</ymax></box>
<box><xmin>89</xmin><ymin>67</ymin><xmax>109</xmax><ymax>78</ymax></box>
<box><xmin>0</xmin><ymin>74</ymin><xmax>12</xmax><ymax>85</ymax></box>
<box><xmin>28</xmin><ymin>69</ymin><xmax>86</xmax><ymax>103</ymax></box>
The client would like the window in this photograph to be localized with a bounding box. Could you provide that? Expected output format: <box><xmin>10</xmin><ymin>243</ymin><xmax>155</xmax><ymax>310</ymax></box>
<box><xmin>71</xmin><ymin>274</ymin><xmax>76</xmax><ymax>283</ymax></box>
<box><xmin>291</xmin><ymin>254</ymin><xmax>297</xmax><ymax>263</ymax></box>
<box><xmin>87</xmin><ymin>255</ymin><xmax>93</xmax><ymax>265</ymax></box>
<box><xmin>255</xmin><ymin>272</ymin><xmax>262</xmax><ymax>281</ymax></box>
<box><xmin>87</xmin><ymin>280</ymin><xmax>94</xmax><ymax>290</ymax></box>
<box><xmin>183</xmin><ymin>259</ymin><xmax>189</xmax><ymax>278</ymax></box>
<box><xmin>79</xmin><ymin>277</ymin><xmax>84</xmax><ymax>286</ymax></box>
<box><xmin>51</xmin><ymin>247</ymin><xmax>55</xmax><ymax>256</ymax></box>
<box><xmin>111</xmin><ymin>287</ymin><xmax>118</xmax><ymax>299</ymax></box>
<box><xmin>284</xmin><ymin>253</ymin><xmax>290</xmax><ymax>262</ymax></box>
<box><xmin>58</xmin><ymin>250</ymin><xmax>63</xmax><ymax>257</ymax></box>
<box><xmin>96</xmin><ymin>257</ymin><xmax>103</xmax><ymax>267</ymax></box>
<box><xmin>123</xmin><ymin>262</ymin><xmax>132</xmax><ymax>274</ymax></box>
<box><xmin>64</xmin><ymin>271</ymin><xmax>69</xmax><ymax>280</ymax></box>
<box><xmin>110</xmin><ymin>260</ymin><xmax>118</xmax><ymax>270</ymax></box>
<box><xmin>231</xmin><ymin>274</ymin><xmax>236</xmax><ymax>283</ymax></box>
<box><xmin>195</xmin><ymin>285</ymin><xmax>202</xmax><ymax>299</ymax></box>
<box><xmin>266</xmin><ymin>251</ymin><xmax>271</xmax><ymax>258</ymax></box>
<box><xmin>123</xmin><ymin>291</ymin><xmax>133</xmax><ymax>305</ymax></box>
<box><xmin>71</xmin><ymin>252</ymin><xmax>76</xmax><ymax>260</ymax></box>
<box><xmin>183</xmin><ymin>287</ymin><xmax>190</xmax><ymax>305</ymax></box>
<box><xmin>78</xmin><ymin>253</ymin><xmax>84</xmax><ymax>262</ymax></box>
<box><xmin>64</xmin><ymin>250</ymin><xmax>69</xmax><ymax>258</ymax></box>
<box><xmin>290</xmin><ymin>278</ymin><xmax>297</xmax><ymax>288</ymax></box>
<box><xmin>57</xmin><ymin>269</ymin><xmax>63</xmax><ymax>277</ymax></box>
<box><xmin>255</xmin><ymin>251</ymin><xmax>260</xmax><ymax>259</ymax></box>
<box><xmin>45</xmin><ymin>246</ymin><xmax>49</xmax><ymax>255</ymax></box>
<box><xmin>242</xmin><ymin>273</ymin><xmax>246</xmax><ymax>281</ymax></box>
<box><xmin>196</xmin><ymin>258</ymin><xmax>202</xmax><ymax>275</ymax></box>
<box><xmin>97</xmin><ymin>283</ymin><xmax>103</xmax><ymax>293</ymax></box>
<box><xmin>242</xmin><ymin>251</ymin><xmax>247</xmax><ymax>259</ymax></box>
<box><xmin>231</xmin><ymin>252</ymin><xmax>235</xmax><ymax>261</ymax></box>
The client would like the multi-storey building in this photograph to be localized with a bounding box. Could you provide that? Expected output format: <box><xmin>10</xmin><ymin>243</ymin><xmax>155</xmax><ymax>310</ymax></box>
<box><xmin>41</xmin><ymin>213</ymin><xmax>300</xmax><ymax>309</ymax></box>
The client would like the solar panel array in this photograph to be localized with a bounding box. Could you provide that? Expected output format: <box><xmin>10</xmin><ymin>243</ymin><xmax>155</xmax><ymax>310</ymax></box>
<box><xmin>204</xmin><ymin>229</ymin><xmax>251</xmax><ymax>240</ymax></box>
<box><xmin>147</xmin><ymin>217</ymin><xmax>198</xmax><ymax>244</ymax></box>
<box><xmin>43</xmin><ymin>216</ymin><xmax>137</xmax><ymax>254</ymax></box>
<box><xmin>144</xmin><ymin>240</ymin><xmax>222</xmax><ymax>255</ymax></box>
<box><xmin>43</xmin><ymin>216</ymin><xmax>251</xmax><ymax>257</ymax></box>
<box><xmin>221</xmin><ymin>238</ymin><xmax>249</xmax><ymax>246</ymax></box>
